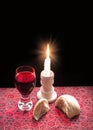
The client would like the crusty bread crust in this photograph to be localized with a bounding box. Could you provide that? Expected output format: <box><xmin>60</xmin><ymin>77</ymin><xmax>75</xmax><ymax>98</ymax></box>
<box><xmin>55</xmin><ymin>94</ymin><xmax>80</xmax><ymax>118</ymax></box>
<box><xmin>33</xmin><ymin>98</ymin><xmax>50</xmax><ymax>120</ymax></box>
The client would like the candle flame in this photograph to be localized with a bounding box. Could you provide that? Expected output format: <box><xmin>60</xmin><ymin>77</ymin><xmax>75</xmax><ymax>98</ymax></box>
<box><xmin>46</xmin><ymin>44</ymin><xmax>50</xmax><ymax>58</ymax></box>
<box><xmin>44</xmin><ymin>44</ymin><xmax>51</xmax><ymax>76</ymax></box>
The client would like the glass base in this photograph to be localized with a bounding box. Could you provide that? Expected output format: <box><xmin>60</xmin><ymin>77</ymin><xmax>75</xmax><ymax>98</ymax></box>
<box><xmin>18</xmin><ymin>97</ymin><xmax>33</xmax><ymax>111</ymax></box>
<box><xmin>18</xmin><ymin>100</ymin><xmax>33</xmax><ymax>111</ymax></box>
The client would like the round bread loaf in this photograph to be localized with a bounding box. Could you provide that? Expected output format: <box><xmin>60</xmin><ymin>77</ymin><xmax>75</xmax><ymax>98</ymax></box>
<box><xmin>33</xmin><ymin>98</ymin><xmax>50</xmax><ymax>120</ymax></box>
<box><xmin>55</xmin><ymin>94</ymin><xmax>80</xmax><ymax>118</ymax></box>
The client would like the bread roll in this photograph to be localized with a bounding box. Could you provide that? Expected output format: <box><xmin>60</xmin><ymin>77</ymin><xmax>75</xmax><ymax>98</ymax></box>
<box><xmin>33</xmin><ymin>98</ymin><xmax>50</xmax><ymax>120</ymax></box>
<box><xmin>55</xmin><ymin>94</ymin><xmax>80</xmax><ymax>118</ymax></box>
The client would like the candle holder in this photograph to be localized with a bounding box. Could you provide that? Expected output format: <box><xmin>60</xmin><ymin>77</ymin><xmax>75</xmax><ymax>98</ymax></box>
<box><xmin>37</xmin><ymin>70</ymin><xmax>57</xmax><ymax>103</ymax></box>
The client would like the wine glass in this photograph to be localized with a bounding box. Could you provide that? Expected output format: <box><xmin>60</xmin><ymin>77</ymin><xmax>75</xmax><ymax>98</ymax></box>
<box><xmin>15</xmin><ymin>65</ymin><xmax>36</xmax><ymax>111</ymax></box>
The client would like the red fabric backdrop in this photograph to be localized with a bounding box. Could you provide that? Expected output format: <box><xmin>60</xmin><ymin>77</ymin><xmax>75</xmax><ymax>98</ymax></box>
<box><xmin>0</xmin><ymin>87</ymin><xmax>93</xmax><ymax>130</ymax></box>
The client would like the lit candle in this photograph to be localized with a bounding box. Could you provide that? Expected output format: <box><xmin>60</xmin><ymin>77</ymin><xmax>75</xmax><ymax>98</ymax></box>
<box><xmin>37</xmin><ymin>43</ymin><xmax>57</xmax><ymax>103</ymax></box>
<box><xmin>44</xmin><ymin>44</ymin><xmax>51</xmax><ymax>76</ymax></box>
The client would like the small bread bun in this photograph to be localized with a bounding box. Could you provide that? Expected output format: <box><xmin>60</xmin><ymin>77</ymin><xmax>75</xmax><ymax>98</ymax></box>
<box><xmin>55</xmin><ymin>94</ymin><xmax>80</xmax><ymax>118</ymax></box>
<box><xmin>33</xmin><ymin>98</ymin><xmax>50</xmax><ymax>120</ymax></box>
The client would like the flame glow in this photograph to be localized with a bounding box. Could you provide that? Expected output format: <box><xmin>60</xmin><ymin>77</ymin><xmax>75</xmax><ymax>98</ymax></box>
<box><xmin>46</xmin><ymin>44</ymin><xmax>50</xmax><ymax>58</ymax></box>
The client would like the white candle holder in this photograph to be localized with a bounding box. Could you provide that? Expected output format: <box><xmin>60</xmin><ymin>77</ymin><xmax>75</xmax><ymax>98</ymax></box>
<box><xmin>37</xmin><ymin>70</ymin><xmax>57</xmax><ymax>103</ymax></box>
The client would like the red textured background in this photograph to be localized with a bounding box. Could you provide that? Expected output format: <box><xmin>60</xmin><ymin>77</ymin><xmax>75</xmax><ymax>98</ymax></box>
<box><xmin>0</xmin><ymin>87</ymin><xmax>93</xmax><ymax>130</ymax></box>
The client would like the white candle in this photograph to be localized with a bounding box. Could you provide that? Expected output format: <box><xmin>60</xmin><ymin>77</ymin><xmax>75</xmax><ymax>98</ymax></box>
<box><xmin>37</xmin><ymin>43</ymin><xmax>57</xmax><ymax>103</ymax></box>
<box><xmin>44</xmin><ymin>44</ymin><xmax>51</xmax><ymax>76</ymax></box>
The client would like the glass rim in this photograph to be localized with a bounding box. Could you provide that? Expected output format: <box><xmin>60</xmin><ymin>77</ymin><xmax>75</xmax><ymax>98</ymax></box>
<box><xmin>15</xmin><ymin>65</ymin><xmax>35</xmax><ymax>73</ymax></box>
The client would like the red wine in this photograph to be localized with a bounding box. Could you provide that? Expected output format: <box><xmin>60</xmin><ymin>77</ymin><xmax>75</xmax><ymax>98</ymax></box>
<box><xmin>15</xmin><ymin>71</ymin><xmax>36</xmax><ymax>96</ymax></box>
